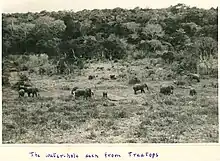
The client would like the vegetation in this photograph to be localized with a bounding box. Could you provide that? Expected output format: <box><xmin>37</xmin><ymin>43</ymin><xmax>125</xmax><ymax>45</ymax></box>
<box><xmin>2</xmin><ymin>3</ymin><xmax>218</xmax><ymax>143</ymax></box>
<box><xmin>3</xmin><ymin>4</ymin><xmax>218</xmax><ymax>72</ymax></box>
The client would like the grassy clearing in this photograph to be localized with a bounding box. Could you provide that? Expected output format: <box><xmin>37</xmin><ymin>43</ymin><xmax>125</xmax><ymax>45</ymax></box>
<box><xmin>2</xmin><ymin>60</ymin><xmax>218</xmax><ymax>143</ymax></box>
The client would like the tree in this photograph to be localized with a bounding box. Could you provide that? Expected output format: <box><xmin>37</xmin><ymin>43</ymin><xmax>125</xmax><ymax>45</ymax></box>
<box><xmin>181</xmin><ymin>22</ymin><xmax>201</xmax><ymax>37</ymax></box>
<box><xmin>170</xmin><ymin>28</ymin><xmax>190</xmax><ymax>51</ymax></box>
<box><xmin>194</xmin><ymin>37</ymin><xmax>217</xmax><ymax>60</ymax></box>
<box><xmin>32</xmin><ymin>16</ymin><xmax>66</xmax><ymax>55</ymax></box>
<box><xmin>141</xmin><ymin>23</ymin><xmax>164</xmax><ymax>40</ymax></box>
<box><xmin>102</xmin><ymin>34</ymin><xmax>127</xmax><ymax>59</ymax></box>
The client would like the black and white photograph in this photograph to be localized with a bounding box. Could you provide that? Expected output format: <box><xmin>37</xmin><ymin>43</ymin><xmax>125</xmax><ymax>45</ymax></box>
<box><xmin>1</xmin><ymin>0</ymin><xmax>218</xmax><ymax>143</ymax></box>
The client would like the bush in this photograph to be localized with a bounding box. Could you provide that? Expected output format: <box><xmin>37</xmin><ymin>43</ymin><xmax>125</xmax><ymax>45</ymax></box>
<box><xmin>128</xmin><ymin>76</ymin><xmax>141</xmax><ymax>85</ymax></box>
<box><xmin>131</xmin><ymin>50</ymin><xmax>146</xmax><ymax>60</ymax></box>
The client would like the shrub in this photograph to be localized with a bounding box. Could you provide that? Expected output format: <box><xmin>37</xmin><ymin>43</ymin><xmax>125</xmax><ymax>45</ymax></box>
<box><xmin>128</xmin><ymin>76</ymin><xmax>141</xmax><ymax>85</ymax></box>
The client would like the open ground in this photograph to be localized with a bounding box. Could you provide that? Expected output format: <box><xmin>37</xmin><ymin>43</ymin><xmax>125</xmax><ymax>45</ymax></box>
<box><xmin>2</xmin><ymin>58</ymin><xmax>218</xmax><ymax>143</ymax></box>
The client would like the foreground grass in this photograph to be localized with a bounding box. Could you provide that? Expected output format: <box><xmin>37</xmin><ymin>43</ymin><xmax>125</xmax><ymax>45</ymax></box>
<box><xmin>2</xmin><ymin>61</ymin><xmax>218</xmax><ymax>143</ymax></box>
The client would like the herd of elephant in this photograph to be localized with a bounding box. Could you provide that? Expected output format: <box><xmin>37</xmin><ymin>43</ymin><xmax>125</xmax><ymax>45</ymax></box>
<box><xmin>17</xmin><ymin>73</ymin><xmax>201</xmax><ymax>99</ymax></box>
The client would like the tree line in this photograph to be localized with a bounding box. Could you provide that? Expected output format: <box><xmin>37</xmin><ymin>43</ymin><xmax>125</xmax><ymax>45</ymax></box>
<box><xmin>2</xmin><ymin>3</ymin><xmax>218</xmax><ymax>73</ymax></box>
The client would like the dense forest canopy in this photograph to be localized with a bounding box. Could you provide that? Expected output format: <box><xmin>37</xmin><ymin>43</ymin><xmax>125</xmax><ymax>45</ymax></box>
<box><xmin>2</xmin><ymin>3</ymin><xmax>218</xmax><ymax>73</ymax></box>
